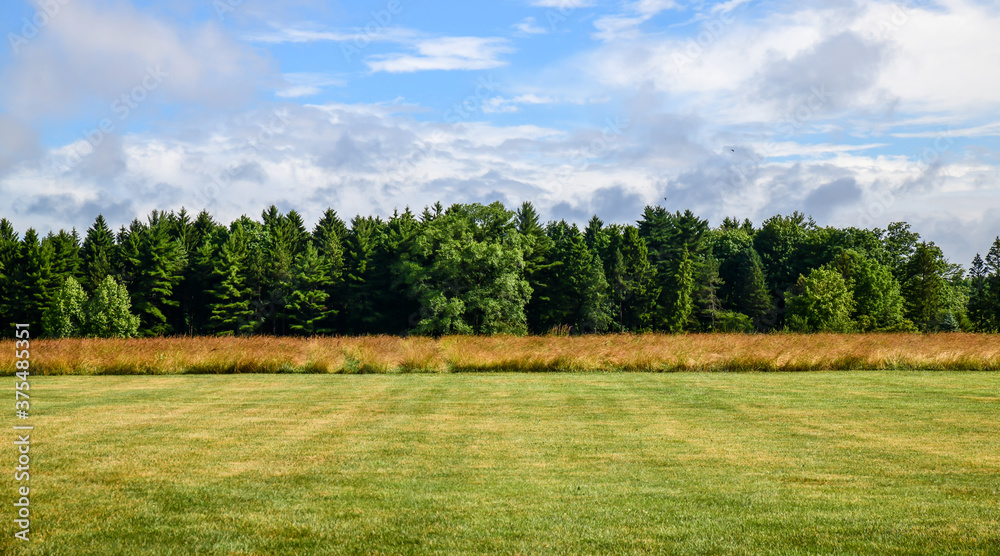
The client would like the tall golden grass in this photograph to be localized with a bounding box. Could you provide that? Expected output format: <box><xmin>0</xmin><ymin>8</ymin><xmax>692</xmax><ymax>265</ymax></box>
<box><xmin>2</xmin><ymin>333</ymin><xmax>999</xmax><ymax>375</ymax></box>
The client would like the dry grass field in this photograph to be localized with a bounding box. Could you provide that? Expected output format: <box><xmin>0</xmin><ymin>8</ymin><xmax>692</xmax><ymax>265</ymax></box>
<box><xmin>3</xmin><ymin>333</ymin><xmax>999</xmax><ymax>375</ymax></box>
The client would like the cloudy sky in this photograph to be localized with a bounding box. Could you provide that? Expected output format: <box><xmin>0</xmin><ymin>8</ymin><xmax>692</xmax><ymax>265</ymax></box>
<box><xmin>1</xmin><ymin>0</ymin><xmax>998</xmax><ymax>265</ymax></box>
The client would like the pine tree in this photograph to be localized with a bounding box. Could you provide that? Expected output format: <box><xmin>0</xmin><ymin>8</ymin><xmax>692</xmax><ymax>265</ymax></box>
<box><xmin>663</xmin><ymin>246</ymin><xmax>695</xmax><ymax>333</ymax></box>
<box><xmin>0</xmin><ymin>219</ymin><xmax>19</xmax><ymax>326</ymax></box>
<box><xmin>80</xmin><ymin>215</ymin><xmax>116</xmax><ymax>294</ymax></box>
<box><xmin>286</xmin><ymin>243</ymin><xmax>336</xmax><ymax>335</ymax></box>
<box><xmin>986</xmin><ymin>238</ymin><xmax>1000</xmax><ymax>330</ymax></box>
<box><xmin>734</xmin><ymin>248</ymin><xmax>773</xmax><ymax>330</ymax></box>
<box><xmin>127</xmin><ymin>217</ymin><xmax>187</xmax><ymax>336</ymax></box>
<box><xmin>8</xmin><ymin>229</ymin><xmax>53</xmax><ymax>329</ymax></box>
<box><xmin>518</xmin><ymin>202</ymin><xmax>558</xmax><ymax>333</ymax></box>
<box><xmin>901</xmin><ymin>242</ymin><xmax>949</xmax><ymax>331</ymax></box>
<box><xmin>174</xmin><ymin>211</ymin><xmax>222</xmax><ymax>335</ymax></box>
<box><xmin>208</xmin><ymin>228</ymin><xmax>256</xmax><ymax>336</ymax></box>
<box><xmin>342</xmin><ymin>216</ymin><xmax>384</xmax><ymax>334</ymax></box>
<box><xmin>44</xmin><ymin>230</ymin><xmax>82</xmax><ymax>287</ymax></box>
<box><xmin>619</xmin><ymin>226</ymin><xmax>659</xmax><ymax>331</ymax></box>
<box><xmin>579</xmin><ymin>252</ymin><xmax>613</xmax><ymax>333</ymax></box>
<box><xmin>968</xmin><ymin>253</ymin><xmax>992</xmax><ymax>331</ymax></box>
<box><xmin>311</xmin><ymin>209</ymin><xmax>347</xmax><ymax>333</ymax></box>
<box><xmin>696</xmin><ymin>255</ymin><xmax>724</xmax><ymax>331</ymax></box>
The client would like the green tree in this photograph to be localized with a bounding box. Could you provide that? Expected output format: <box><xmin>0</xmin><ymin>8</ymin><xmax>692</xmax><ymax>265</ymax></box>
<box><xmin>734</xmin><ymin>247</ymin><xmax>773</xmax><ymax>330</ymax></box>
<box><xmin>618</xmin><ymin>226</ymin><xmax>659</xmax><ymax>331</ymax></box>
<box><xmin>900</xmin><ymin>242</ymin><xmax>949</xmax><ymax>331</ymax></box>
<box><xmin>882</xmin><ymin>221</ymin><xmax>920</xmax><ymax>282</ymax></box>
<box><xmin>663</xmin><ymin>246</ymin><xmax>695</xmax><ymax>333</ymax></box>
<box><xmin>42</xmin><ymin>276</ymin><xmax>88</xmax><ymax>338</ymax></box>
<box><xmin>285</xmin><ymin>243</ymin><xmax>336</xmax><ymax>335</ymax></box>
<box><xmin>967</xmin><ymin>253</ymin><xmax>993</xmax><ymax>331</ymax></box>
<box><xmin>785</xmin><ymin>268</ymin><xmax>855</xmax><ymax>332</ymax></box>
<box><xmin>827</xmin><ymin>249</ymin><xmax>907</xmax><ymax>331</ymax></box>
<box><xmin>696</xmin><ymin>255</ymin><xmax>725</xmax><ymax>331</ymax></box>
<box><xmin>0</xmin><ymin>219</ymin><xmax>19</xmax><ymax>325</ymax></box>
<box><xmin>80</xmin><ymin>215</ymin><xmax>116</xmax><ymax>294</ymax></box>
<box><xmin>125</xmin><ymin>215</ymin><xmax>187</xmax><ymax>336</ymax></box>
<box><xmin>85</xmin><ymin>276</ymin><xmax>140</xmax><ymax>338</ymax></box>
<box><xmin>534</xmin><ymin>221</ymin><xmax>610</xmax><ymax>333</ymax></box>
<box><xmin>399</xmin><ymin>206</ymin><xmax>531</xmax><ymax>336</ymax></box>
<box><xmin>7</xmin><ymin>229</ymin><xmax>54</xmax><ymax>329</ymax></box>
<box><xmin>207</xmin><ymin>226</ymin><xmax>256</xmax><ymax>336</ymax></box>
<box><xmin>518</xmin><ymin>202</ymin><xmax>558</xmax><ymax>333</ymax></box>
<box><xmin>984</xmin><ymin>238</ymin><xmax>1000</xmax><ymax>330</ymax></box>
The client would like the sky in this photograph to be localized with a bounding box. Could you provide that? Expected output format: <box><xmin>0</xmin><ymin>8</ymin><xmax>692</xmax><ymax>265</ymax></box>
<box><xmin>1</xmin><ymin>0</ymin><xmax>999</xmax><ymax>266</ymax></box>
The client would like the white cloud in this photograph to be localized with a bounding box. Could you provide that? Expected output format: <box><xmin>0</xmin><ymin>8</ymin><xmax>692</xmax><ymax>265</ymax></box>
<box><xmin>482</xmin><ymin>94</ymin><xmax>555</xmax><ymax>113</ymax></box>
<box><xmin>276</xmin><ymin>73</ymin><xmax>346</xmax><ymax>98</ymax></box>
<box><xmin>513</xmin><ymin>17</ymin><xmax>548</xmax><ymax>35</ymax></box>
<box><xmin>242</xmin><ymin>24</ymin><xmax>416</xmax><ymax>45</ymax></box>
<box><xmin>367</xmin><ymin>37</ymin><xmax>513</xmax><ymax>72</ymax></box>
<box><xmin>1</xmin><ymin>0</ymin><xmax>273</xmax><ymax>122</ymax></box>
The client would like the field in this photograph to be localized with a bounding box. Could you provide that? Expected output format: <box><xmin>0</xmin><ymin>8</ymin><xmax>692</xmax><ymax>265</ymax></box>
<box><xmin>2</xmin><ymin>372</ymin><xmax>999</xmax><ymax>554</ymax></box>
<box><xmin>3</xmin><ymin>333</ymin><xmax>1000</xmax><ymax>375</ymax></box>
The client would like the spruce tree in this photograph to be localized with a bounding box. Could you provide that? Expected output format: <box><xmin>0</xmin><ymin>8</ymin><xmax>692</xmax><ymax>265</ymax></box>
<box><xmin>8</xmin><ymin>229</ymin><xmax>53</xmax><ymax>329</ymax></box>
<box><xmin>208</xmin><ymin>229</ymin><xmax>256</xmax><ymax>335</ymax></box>
<box><xmin>80</xmin><ymin>215</ymin><xmax>116</xmax><ymax>294</ymax></box>
<box><xmin>619</xmin><ymin>226</ymin><xmax>658</xmax><ymax>331</ymax></box>
<box><xmin>286</xmin><ymin>243</ymin><xmax>336</xmax><ymax>335</ymax></box>
<box><xmin>127</xmin><ymin>218</ymin><xmax>187</xmax><ymax>336</ymax></box>
<box><xmin>968</xmin><ymin>254</ymin><xmax>992</xmax><ymax>331</ymax></box>
<box><xmin>518</xmin><ymin>201</ymin><xmax>557</xmax><ymax>333</ymax></box>
<box><xmin>0</xmin><ymin>219</ymin><xmax>19</xmax><ymax>326</ymax></box>
<box><xmin>734</xmin><ymin>248</ymin><xmax>773</xmax><ymax>330</ymax></box>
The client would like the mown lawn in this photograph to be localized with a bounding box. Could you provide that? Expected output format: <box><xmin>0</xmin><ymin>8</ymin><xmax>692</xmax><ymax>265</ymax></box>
<box><xmin>3</xmin><ymin>372</ymin><xmax>999</xmax><ymax>554</ymax></box>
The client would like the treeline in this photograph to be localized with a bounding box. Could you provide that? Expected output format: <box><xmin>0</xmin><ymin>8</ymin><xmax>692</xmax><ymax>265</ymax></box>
<box><xmin>1</xmin><ymin>202</ymin><xmax>999</xmax><ymax>338</ymax></box>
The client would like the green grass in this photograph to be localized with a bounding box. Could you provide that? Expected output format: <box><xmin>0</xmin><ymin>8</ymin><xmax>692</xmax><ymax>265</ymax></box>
<box><xmin>4</xmin><ymin>372</ymin><xmax>1000</xmax><ymax>554</ymax></box>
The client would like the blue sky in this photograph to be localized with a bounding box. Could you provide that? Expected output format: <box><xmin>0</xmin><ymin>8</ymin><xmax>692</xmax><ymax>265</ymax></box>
<box><xmin>1</xmin><ymin>0</ymin><xmax>999</xmax><ymax>264</ymax></box>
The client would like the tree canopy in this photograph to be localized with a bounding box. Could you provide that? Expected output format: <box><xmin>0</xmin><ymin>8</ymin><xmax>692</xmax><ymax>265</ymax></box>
<box><xmin>1</xmin><ymin>204</ymin><xmax>997</xmax><ymax>337</ymax></box>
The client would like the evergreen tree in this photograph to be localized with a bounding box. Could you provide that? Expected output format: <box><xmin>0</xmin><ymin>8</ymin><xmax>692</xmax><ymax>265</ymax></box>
<box><xmin>696</xmin><ymin>255</ymin><xmax>725</xmax><ymax>331</ymax></box>
<box><xmin>901</xmin><ymin>242</ymin><xmax>949</xmax><ymax>331</ymax></box>
<box><xmin>285</xmin><ymin>243</ymin><xmax>336</xmax><ymax>335</ymax></box>
<box><xmin>534</xmin><ymin>221</ymin><xmax>609</xmax><ymax>333</ymax></box>
<box><xmin>619</xmin><ymin>226</ymin><xmax>659</xmax><ymax>331</ymax></box>
<box><xmin>663</xmin><ymin>246</ymin><xmax>694</xmax><ymax>333</ymax></box>
<box><xmin>8</xmin><ymin>229</ymin><xmax>53</xmax><ymax>330</ymax></box>
<box><xmin>734</xmin><ymin>247</ymin><xmax>773</xmax><ymax>330</ymax></box>
<box><xmin>967</xmin><ymin>253</ymin><xmax>992</xmax><ymax>331</ymax></box>
<box><xmin>86</xmin><ymin>276</ymin><xmax>140</xmax><ymax>338</ymax></box>
<box><xmin>579</xmin><ymin>252</ymin><xmax>613</xmax><ymax>333</ymax></box>
<box><xmin>342</xmin><ymin>216</ymin><xmax>384</xmax><ymax>334</ymax></box>
<box><xmin>518</xmin><ymin>202</ymin><xmax>557</xmax><ymax>333</ymax></box>
<box><xmin>80</xmin><ymin>215</ymin><xmax>116</xmax><ymax>294</ymax></box>
<box><xmin>42</xmin><ymin>276</ymin><xmax>88</xmax><ymax>338</ymax></box>
<box><xmin>311</xmin><ymin>209</ymin><xmax>348</xmax><ymax>332</ymax></box>
<box><xmin>44</xmin><ymin>230</ymin><xmax>83</xmax><ymax>287</ymax></box>
<box><xmin>126</xmin><ymin>217</ymin><xmax>187</xmax><ymax>336</ymax></box>
<box><xmin>208</xmin><ymin>227</ymin><xmax>256</xmax><ymax>335</ymax></box>
<box><xmin>0</xmin><ymin>219</ymin><xmax>19</xmax><ymax>325</ymax></box>
<box><xmin>985</xmin><ymin>238</ymin><xmax>1000</xmax><ymax>330</ymax></box>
